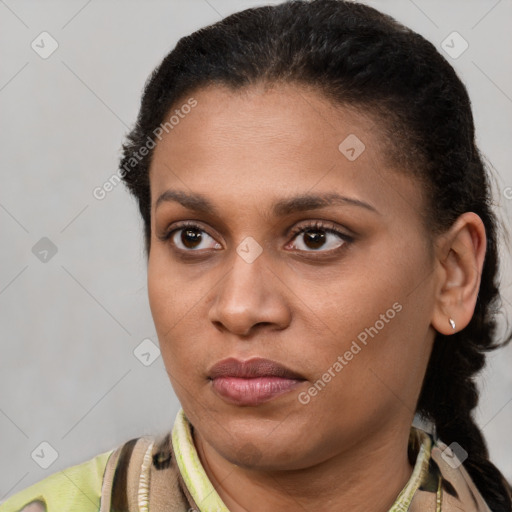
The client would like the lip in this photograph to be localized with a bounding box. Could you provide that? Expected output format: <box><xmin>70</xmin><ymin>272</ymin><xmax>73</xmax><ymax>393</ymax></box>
<box><xmin>208</xmin><ymin>357</ymin><xmax>305</xmax><ymax>380</ymax></box>
<box><xmin>208</xmin><ymin>357</ymin><xmax>306</xmax><ymax>406</ymax></box>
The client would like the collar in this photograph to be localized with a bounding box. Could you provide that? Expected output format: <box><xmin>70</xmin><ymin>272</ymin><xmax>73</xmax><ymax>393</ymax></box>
<box><xmin>171</xmin><ymin>408</ymin><xmax>433</xmax><ymax>512</ymax></box>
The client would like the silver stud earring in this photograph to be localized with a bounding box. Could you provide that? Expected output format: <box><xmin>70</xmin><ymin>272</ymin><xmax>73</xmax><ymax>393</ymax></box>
<box><xmin>449</xmin><ymin>318</ymin><xmax>456</xmax><ymax>330</ymax></box>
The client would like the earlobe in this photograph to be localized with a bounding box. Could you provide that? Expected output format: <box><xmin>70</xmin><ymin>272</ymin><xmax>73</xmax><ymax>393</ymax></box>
<box><xmin>431</xmin><ymin>212</ymin><xmax>487</xmax><ymax>335</ymax></box>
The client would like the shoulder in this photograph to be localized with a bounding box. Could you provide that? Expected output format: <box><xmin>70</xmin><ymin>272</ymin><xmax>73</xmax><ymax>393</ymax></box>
<box><xmin>0</xmin><ymin>432</ymin><xmax>187</xmax><ymax>512</ymax></box>
<box><xmin>408</xmin><ymin>429</ymin><xmax>494</xmax><ymax>512</ymax></box>
<box><xmin>0</xmin><ymin>446</ymin><xmax>114</xmax><ymax>512</ymax></box>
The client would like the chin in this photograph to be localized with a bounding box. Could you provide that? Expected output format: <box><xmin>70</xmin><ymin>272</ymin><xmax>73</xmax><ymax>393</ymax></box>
<box><xmin>210</xmin><ymin>429</ymin><xmax>320</xmax><ymax>472</ymax></box>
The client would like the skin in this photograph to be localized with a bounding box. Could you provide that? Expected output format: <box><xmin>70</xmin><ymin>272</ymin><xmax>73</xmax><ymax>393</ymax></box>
<box><xmin>20</xmin><ymin>502</ymin><xmax>46</xmax><ymax>512</ymax></box>
<box><xmin>147</xmin><ymin>83</ymin><xmax>486</xmax><ymax>512</ymax></box>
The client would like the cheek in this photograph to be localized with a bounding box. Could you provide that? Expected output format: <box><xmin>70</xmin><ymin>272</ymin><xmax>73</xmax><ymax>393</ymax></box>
<box><xmin>147</xmin><ymin>247</ymin><xmax>196</xmax><ymax>330</ymax></box>
<box><xmin>295</xmin><ymin>264</ymin><xmax>400</xmax><ymax>353</ymax></box>
<box><xmin>147</xmin><ymin>269</ymin><xmax>177</xmax><ymax>332</ymax></box>
<box><xmin>147</xmin><ymin>258</ymin><xmax>185</xmax><ymax>360</ymax></box>
<box><xmin>301</xmin><ymin>247</ymin><xmax>426</xmax><ymax>386</ymax></box>
<box><xmin>147</xmin><ymin>256</ymin><xmax>210</xmax><ymax>383</ymax></box>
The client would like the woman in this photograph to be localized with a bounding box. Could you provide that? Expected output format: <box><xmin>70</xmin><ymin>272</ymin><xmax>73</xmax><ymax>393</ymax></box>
<box><xmin>2</xmin><ymin>0</ymin><xmax>511</xmax><ymax>511</ymax></box>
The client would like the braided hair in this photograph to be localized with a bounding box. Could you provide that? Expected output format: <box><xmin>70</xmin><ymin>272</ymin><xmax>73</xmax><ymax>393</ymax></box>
<box><xmin>119</xmin><ymin>0</ymin><xmax>512</xmax><ymax>508</ymax></box>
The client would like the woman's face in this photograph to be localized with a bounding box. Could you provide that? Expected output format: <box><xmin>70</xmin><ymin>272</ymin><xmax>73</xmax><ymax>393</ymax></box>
<box><xmin>147</xmin><ymin>83</ymin><xmax>438</xmax><ymax>470</ymax></box>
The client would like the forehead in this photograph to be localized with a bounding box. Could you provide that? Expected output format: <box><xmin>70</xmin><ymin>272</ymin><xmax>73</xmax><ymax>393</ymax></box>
<box><xmin>151</xmin><ymin>82</ymin><xmax>381</xmax><ymax>168</ymax></box>
<box><xmin>148</xmin><ymin>83</ymin><xmax>424</xmax><ymax>222</ymax></box>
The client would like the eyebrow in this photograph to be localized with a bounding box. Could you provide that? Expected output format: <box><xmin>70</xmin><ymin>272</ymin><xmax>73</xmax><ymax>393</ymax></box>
<box><xmin>155</xmin><ymin>189</ymin><xmax>380</xmax><ymax>216</ymax></box>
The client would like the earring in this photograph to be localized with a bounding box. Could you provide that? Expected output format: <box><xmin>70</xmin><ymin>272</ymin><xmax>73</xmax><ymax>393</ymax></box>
<box><xmin>449</xmin><ymin>318</ymin><xmax>456</xmax><ymax>330</ymax></box>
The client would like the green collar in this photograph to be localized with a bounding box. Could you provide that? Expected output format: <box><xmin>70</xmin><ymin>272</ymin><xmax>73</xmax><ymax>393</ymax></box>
<box><xmin>172</xmin><ymin>408</ymin><xmax>432</xmax><ymax>512</ymax></box>
<box><xmin>172</xmin><ymin>408</ymin><xmax>230</xmax><ymax>512</ymax></box>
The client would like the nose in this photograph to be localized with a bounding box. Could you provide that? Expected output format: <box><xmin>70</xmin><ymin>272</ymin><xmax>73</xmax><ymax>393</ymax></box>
<box><xmin>207</xmin><ymin>249</ymin><xmax>292</xmax><ymax>337</ymax></box>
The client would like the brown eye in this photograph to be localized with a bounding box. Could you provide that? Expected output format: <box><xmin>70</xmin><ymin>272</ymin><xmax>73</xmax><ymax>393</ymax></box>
<box><xmin>163</xmin><ymin>222</ymin><xmax>221</xmax><ymax>252</ymax></box>
<box><xmin>288</xmin><ymin>221</ymin><xmax>352</xmax><ymax>253</ymax></box>
<box><xmin>301</xmin><ymin>229</ymin><xmax>328</xmax><ymax>250</ymax></box>
<box><xmin>179</xmin><ymin>227</ymin><xmax>204</xmax><ymax>249</ymax></box>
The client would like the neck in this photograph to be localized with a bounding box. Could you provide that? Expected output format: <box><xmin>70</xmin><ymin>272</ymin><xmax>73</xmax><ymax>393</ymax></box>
<box><xmin>193</xmin><ymin>424</ymin><xmax>415</xmax><ymax>512</ymax></box>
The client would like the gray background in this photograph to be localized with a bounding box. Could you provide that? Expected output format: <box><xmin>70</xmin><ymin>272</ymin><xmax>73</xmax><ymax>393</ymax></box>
<box><xmin>1</xmin><ymin>0</ymin><xmax>511</xmax><ymax>500</ymax></box>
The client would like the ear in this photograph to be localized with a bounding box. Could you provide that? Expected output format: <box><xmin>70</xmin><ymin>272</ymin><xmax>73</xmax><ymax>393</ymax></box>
<box><xmin>431</xmin><ymin>212</ymin><xmax>487</xmax><ymax>335</ymax></box>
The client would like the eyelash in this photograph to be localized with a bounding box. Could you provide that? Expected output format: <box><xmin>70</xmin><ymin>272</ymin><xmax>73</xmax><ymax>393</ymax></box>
<box><xmin>159</xmin><ymin>220</ymin><xmax>354</xmax><ymax>257</ymax></box>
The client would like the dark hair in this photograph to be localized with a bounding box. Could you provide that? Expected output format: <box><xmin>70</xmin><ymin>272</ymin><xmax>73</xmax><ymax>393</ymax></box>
<box><xmin>119</xmin><ymin>0</ymin><xmax>512</xmax><ymax>508</ymax></box>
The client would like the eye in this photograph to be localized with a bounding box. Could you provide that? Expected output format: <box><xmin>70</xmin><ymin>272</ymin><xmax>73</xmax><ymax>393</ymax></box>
<box><xmin>159</xmin><ymin>220</ymin><xmax>353</xmax><ymax>256</ymax></box>
<box><xmin>160</xmin><ymin>221</ymin><xmax>222</xmax><ymax>252</ymax></box>
<box><xmin>286</xmin><ymin>220</ymin><xmax>353</xmax><ymax>253</ymax></box>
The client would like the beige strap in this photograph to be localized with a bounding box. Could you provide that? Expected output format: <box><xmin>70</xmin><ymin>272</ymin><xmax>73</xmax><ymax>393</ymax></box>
<box><xmin>99</xmin><ymin>434</ymin><xmax>191</xmax><ymax>512</ymax></box>
<box><xmin>99</xmin><ymin>445</ymin><xmax>122</xmax><ymax>512</ymax></box>
<box><xmin>431</xmin><ymin>441</ymin><xmax>492</xmax><ymax>512</ymax></box>
<box><xmin>148</xmin><ymin>432</ymin><xmax>192</xmax><ymax>511</ymax></box>
<box><xmin>99</xmin><ymin>437</ymin><xmax>155</xmax><ymax>512</ymax></box>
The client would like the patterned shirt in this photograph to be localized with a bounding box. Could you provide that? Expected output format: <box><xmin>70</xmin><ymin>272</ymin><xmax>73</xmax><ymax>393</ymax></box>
<box><xmin>0</xmin><ymin>408</ymin><xmax>493</xmax><ymax>511</ymax></box>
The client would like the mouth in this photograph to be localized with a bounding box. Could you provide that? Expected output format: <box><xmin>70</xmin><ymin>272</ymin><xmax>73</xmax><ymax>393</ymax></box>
<box><xmin>207</xmin><ymin>357</ymin><xmax>307</xmax><ymax>406</ymax></box>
